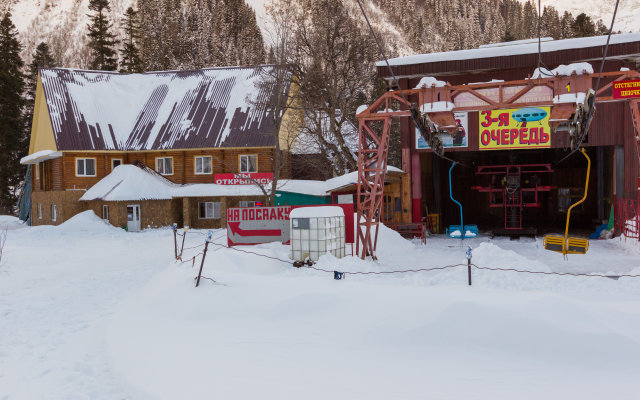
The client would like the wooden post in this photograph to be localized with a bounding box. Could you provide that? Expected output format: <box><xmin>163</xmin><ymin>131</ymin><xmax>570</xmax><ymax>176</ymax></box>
<box><xmin>195</xmin><ymin>230</ymin><xmax>213</xmax><ymax>288</ymax></box>
<box><xmin>195</xmin><ymin>241</ymin><xmax>209</xmax><ymax>288</ymax></box>
<box><xmin>179</xmin><ymin>227</ymin><xmax>188</xmax><ymax>259</ymax></box>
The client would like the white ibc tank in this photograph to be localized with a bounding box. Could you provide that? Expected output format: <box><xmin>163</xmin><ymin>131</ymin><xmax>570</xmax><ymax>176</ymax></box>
<box><xmin>290</xmin><ymin>206</ymin><xmax>346</xmax><ymax>262</ymax></box>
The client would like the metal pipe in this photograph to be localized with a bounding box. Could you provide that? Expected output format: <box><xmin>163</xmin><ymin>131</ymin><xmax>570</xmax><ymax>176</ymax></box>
<box><xmin>448</xmin><ymin>162</ymin><xmax>463</xmax><ymax>228</ymax></box>
<box><xmin>564</xmin><ymin>149</ymin><xmax>591</xmax><ymax>254</ymax></box>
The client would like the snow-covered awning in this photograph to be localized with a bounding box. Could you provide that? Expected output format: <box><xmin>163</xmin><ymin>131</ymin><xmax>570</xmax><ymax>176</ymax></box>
<box><xmin>20</xmin><ymin>150</ymin><xmax>62</xmax><ymax>165</ymax></box>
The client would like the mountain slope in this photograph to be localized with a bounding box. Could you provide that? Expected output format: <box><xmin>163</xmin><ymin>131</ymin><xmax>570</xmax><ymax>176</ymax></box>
<box><xmin>2</xmin><ymin>0</ymin><xmax>134</xmax><ymax>67</ymax></box>
<box><xmin>520</xmin><ymin>0</ymin><xmax>639</xmax><ymax>33</ymax></box>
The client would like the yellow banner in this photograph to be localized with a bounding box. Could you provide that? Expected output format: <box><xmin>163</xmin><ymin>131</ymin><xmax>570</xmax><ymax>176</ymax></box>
<box><xmin>479</xmin><ymin>107</ymin><xmax>551</xmax><ymax>150</ymax></box>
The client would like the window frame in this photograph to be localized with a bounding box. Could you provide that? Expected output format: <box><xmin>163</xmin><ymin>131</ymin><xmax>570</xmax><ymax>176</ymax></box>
<box><xmin>111</xmin><ymin>158</ymin><xmax>123</xmax><ymax>170</ymax></box>
<box><xmin>102</xmin><ymin>205</ymin><xmax>109</xmax><ymax>221</ymax></box>
<box><xmin>37</xmin><ymin>203</ymin><xmax>42</xmax><ymax>219</ymax></box>
<box><xmin>194</xmin><ymin>155</ymin><xmax>213</xmax><ymax>175</ymax></box>
<box><xmin>35</xmin><ymin>162</ymin><xmax>40</xmax><ymax>180</ymax></box>
<box><xmin>155</xmin><ymin>157</ymin><xmax>174</xmax><ymax>176</ymax></box>
<box><xmin>198</xmin><ymin>201</ymin><xmax>220</xmax><ymax>219</ymax></box>
<box><xmin>239</xmin><ymin>200</ymin><xmax>258</xmax><ymax>208</ymax></box>
<box><xmin>75</xmin><ymin>157</ymin><xmax>97</xmax><ymax>177</ymax></box>
<box><xmin>51</xmin><ymin>204</ymin><xmax>57</xmax><ymax>222</ymax></box>
<box><xmin>239</xmin><ymin>154</ymin><xmax>258</xmax><ymax>173</ymax></box>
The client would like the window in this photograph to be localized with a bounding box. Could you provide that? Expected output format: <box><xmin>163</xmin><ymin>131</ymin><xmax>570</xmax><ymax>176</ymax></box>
<box><xmin>112</xmin><ymin>159</ymin><xmax>123</xmax><ymax>170</ymax></box>
<box><xmin>195</xmin><ymin>156</ymin><xmax>212</xmax><ymax>175</ymax></box>
<box><xmin>239</xmin><ymin>154</ymin><xmax>257</xmax><ymax>173</ymax></box>
<box><xmin>37</xmin><ymin>203</ymin><xmax>42</xmax><ymax>219</ymax></box>
<box><xmin>239</xmin><ymin>201</ymin><xmax>258</xmax><ymax>208</ymax></box>
<box><xmin>51</xmin><ymin>204</ymin><xmax>57</xmax><ymax>222</ymax></box>
<box><xmin>198</xmin><ymin>202</ymin><xmax>220</xmax><ymax>219</ymax></box>
<box><xmin>102</xmin><ymin>205</ymin><xmax>109</xmax><ymax>221</ymax></box>
<box><xmin>76</xmin><ymin>158</ymin><xmax>96</xmax><ymax>177</ymax></box>
<box><xmin>156</xmin><ymin>157</ymin><xmax>173</xmax><ymax>175</ymax></box>
<box><xmin>35</xmin><ymin>163</ymin><xmax>40</xmax><ymax>180</ymax></box>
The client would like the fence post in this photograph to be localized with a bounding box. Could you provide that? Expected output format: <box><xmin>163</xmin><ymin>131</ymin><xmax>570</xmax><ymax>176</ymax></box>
<box><xmin>466</xmin><ymin>246</ymin><xmax>472</xmax><ymax>286</ymax></box>
<box><xmin>196</xmin><ymin>230</ymin><xmax>213</xmax><ymax>288</ymax></box>
<box><xmin>179</xmin><ymin>226</ymin><xmax>188</xmax><ymax>259</ymax></box>
<box><xmin>172</xmin><ymin>223</ymin><xmax>178</xmax><ymax>260</ymax></box>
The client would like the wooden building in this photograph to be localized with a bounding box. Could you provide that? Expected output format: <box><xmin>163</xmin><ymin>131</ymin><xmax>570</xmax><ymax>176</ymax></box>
<box><xmin>21</xmin><ymin>66</ymin><xmax>298</xmax><ymax>230</ymax></box>
<box><xmin>373</xmin><ymin>33</ymin><xmax>640</xmax><ymax>234</ymax></box>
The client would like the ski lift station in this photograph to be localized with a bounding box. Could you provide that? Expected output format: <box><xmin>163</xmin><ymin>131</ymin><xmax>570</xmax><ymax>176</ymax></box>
<box><xmin>356</xmin><ymin>33</ymin><xmax>640</xmax><ymax>258</ymax></box>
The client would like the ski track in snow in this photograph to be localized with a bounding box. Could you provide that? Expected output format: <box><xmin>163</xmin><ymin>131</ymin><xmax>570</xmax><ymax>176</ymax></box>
<box><xmin>0</xmin><ymin>212</ymin><xmax>640</xmax><ymax>399</ymax></box>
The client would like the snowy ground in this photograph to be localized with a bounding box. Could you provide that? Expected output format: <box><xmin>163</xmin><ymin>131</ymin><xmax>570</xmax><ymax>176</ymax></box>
<box><xmin>1</xmin><ymin>211</ymin><xmax>640</xmax><ymax>399</ymax></box>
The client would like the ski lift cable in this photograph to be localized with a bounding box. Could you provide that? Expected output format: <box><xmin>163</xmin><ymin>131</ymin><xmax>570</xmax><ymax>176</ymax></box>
<box><xmin>554</xmin><ymin>0</ymin><xmax>621</xmax><ymax>166</ymax></box>
<box><xmin>353</xmin><ymin>0</ymin><xmax>469</xmax><ymax>168</ymax></box>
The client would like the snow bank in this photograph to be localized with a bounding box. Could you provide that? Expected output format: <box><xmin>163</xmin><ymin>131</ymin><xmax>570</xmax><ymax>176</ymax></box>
<box><xmin>472</xmin><ymin>242</ymin><xmax>551</xmax><ymax>273</ymax></box>
<box><xmin>414</xmin><ymin>76</ymin><xmax>446</xmax><ymax>89</ymax></box>
<box><xmin>0</xmin><ymin>215</ymin><xmax>26</xmax><ymax>230</ymax></box>
<box><xmin>57</xmin><ymin>210</ymin><xmax>122</xmax><ymax>233</ymax></box>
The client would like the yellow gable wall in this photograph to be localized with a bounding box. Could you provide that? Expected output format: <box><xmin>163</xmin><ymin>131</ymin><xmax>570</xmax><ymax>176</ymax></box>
<box><xmin>28</xmin><ymin>72</ymin><xmax>57</xmax><ymax>155</ymax></box>
<box><xmin>278</xmin><ymin>81</ymin><xmax>303</xmax><ymax>151</ymax></box>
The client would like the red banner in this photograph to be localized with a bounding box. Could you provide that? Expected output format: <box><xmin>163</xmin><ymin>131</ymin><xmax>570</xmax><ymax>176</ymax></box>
<box><xmin>226</xmin><ymin>204</ymin><xmax>355</xmax><ymax>246</ymax></box>
<box><xmin>214</xmin><ymin>173</ymin><xmax>273</xmax><ymax>185</ymax></box>
<box><xmin>613</xmin><ymin>80</ymin><xmax>640</xmax><ymax>99</ymax></box>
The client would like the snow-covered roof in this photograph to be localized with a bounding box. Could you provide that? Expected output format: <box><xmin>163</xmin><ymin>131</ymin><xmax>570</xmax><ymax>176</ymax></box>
<box><xmin>20</xmin><ymin>149</ymin><xmax>62</xmax><ymax>165</ymax></box>
<box><xmin>80</xmin><ymin>165</ymin><xmax>177</xmax><ymax>201</ymax></box>
<box><xmin>40</xmin><ymin>66</ymin><xmax>289</xmax><ymax>151</ymax></box>
<box><xmin>379</xmin><ymin>33</ymin><xmax>640</xmax><ymax>67</ymax></box>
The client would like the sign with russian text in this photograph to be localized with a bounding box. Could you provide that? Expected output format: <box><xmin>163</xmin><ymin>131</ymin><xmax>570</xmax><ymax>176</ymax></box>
<box><xmin>613</xmin><ymin>80</ymin><xmax>640</xmax><ymax>99</ymax></box>
<box><xmin>227</xmin><ymin>204</ymin><xmax>355</xmax><ymax>246</ymax></box>
<box><xmin>215</xmin><ymin>173</ymin><xmax>273</xmax><ymax>185</ymax></box>
<box><xmin>416</xmin><ymin>111</ymin><xmax>468</xmax><ymax>150</ymax></box>
<box><xmin>227</xmin><ymin>206</ymin><xmax>291</xmax><ymax>245</ymax></box>
<box><xmin>479</xmin><ymin>107</ymin><xmax>551</xmax><ymax>151</ymax></box>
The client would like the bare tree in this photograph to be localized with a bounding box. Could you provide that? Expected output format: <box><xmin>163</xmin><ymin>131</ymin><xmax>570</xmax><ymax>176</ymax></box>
<box><xmin>238</xmin><ymin>0</ymin><xmax>303</xmax><ymax>206</ymax></box>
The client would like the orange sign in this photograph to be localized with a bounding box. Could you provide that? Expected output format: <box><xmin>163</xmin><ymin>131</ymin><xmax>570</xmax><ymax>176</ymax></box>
<box><xmin>613</xmin><ymin>80</ymin><xmax>640</xmax><ymax>99</ymax></box>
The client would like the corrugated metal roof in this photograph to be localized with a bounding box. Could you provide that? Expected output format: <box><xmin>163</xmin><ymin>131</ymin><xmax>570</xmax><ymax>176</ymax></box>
<box><xmin>378</xmin><ymin>33</ymin><xmax>640</xmax><ymax>79</ymax></box>
<box><xmin>40</xmin><ymin>66</ymin><xmax>289</xmax><ymax>151</ymax></box>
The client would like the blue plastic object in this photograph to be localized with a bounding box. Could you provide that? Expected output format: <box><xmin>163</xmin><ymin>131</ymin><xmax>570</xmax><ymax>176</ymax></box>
<box><xmin>445</xmin><ymin>162</ymin><xmax>478</xmax><ymax>239</ymax></box>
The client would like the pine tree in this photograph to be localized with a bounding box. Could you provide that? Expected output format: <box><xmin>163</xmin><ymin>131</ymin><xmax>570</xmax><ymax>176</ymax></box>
<box><xmin>87</xmin><ymin>0</ymin><xmax>118</xmax><ymax>70</ymax></box>
<box><xmin>572</xmin><ymin>13</ymin><xmax>596</xmax><ymax>37</ymax></box>
<box><xmin>119</xmin><ymin>7</ymin><xmax>144</xmax><ymax>73</ymax></box>
<box><xmin>0</xmin><ymin>13</ymin><xmax>26</xmax><ymax>213</ymax></box>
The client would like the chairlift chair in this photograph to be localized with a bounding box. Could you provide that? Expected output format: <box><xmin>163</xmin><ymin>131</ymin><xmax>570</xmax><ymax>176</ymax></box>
<box><xmin>543</xmin><ymin>148</ymin><xmax>590</xmax><ymax>255</ymax></box>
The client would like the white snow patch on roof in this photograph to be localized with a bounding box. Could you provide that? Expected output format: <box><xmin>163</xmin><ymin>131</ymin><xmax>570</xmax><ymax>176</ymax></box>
<box><xmin>80</xmin><ymin>165</ymin><xmax>176</xmax><ymax>201</ymax></box>
<box><xmin>553</xmin><ymin>93</ymin><xmax>587</xmax><ymax>104</ymax></box>
<box><xmin>379</xmin><ymin>33</ymin><xmax>640</xmax><ymax>67</ymax></box>
<box><xmin>532</xmin><ymin>63</ymin><xmax>593</xmax><ymax>79</ymax></box>
<box><xmin>414</xmin><ymin>77</ymin><xmax>446</xmax><ymax>89</ymax></box>
<box><xmin>20</xmin><ymin>150</ymin><xmax>62</xmax><ymax>165</ymax></box>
